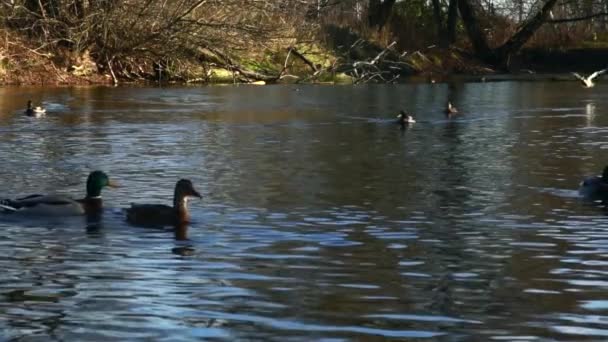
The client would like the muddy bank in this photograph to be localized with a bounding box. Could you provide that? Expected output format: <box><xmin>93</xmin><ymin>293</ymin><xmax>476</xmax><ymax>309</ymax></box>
<box><xmin>1</xmin><ymin>41</ymin><xmax>605</xmax><ymax>86</ymax></box>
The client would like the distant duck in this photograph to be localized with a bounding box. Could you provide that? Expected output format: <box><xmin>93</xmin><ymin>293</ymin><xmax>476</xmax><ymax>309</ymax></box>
<box><xmin>125</xmin><ymin>179</ymin><xmax>201</xmax><ymax>227</ymax></box>
<box><xmin>572</xmin><ymin>69</ymin><xmax>607</xmax><ymax>88</ymax></box>
<box><xmin>25</xmin><ymin>100</ymin><xmax>46</xmax><ymax>117</ymax></box>
<box><xmin>579</xmin><ymin>166</ymin><xmax>608</xmax><ymax>199</ymax></box>
<box><xmin>396</xmin><ymin>110</ymin><xmax>416</xmax><ymax>127</ymax></box>
<box><xmin>445</xmin><ymin>102</ymin><xmax>458</xmax><ymax>116</ymax></box>
<box><xmin>0</xmin><ymin>171</ymin><xmax>117</xmax><ymax>217</ymax></box>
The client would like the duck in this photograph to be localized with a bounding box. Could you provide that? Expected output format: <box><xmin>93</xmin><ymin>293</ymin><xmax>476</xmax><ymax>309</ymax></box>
<box><xmin>25</xmin><ymin>100</ymin><xmax>46</xmax><ymax>117</ymax></box>
<box><xmin>572</xmin><ymin>69</ymin><xmax>607</xmax><ymax>88</ymax></box>
<box><xmin>125</xmin><ymin>179</ymin><xmax>201</xmax><ymax>227</ymax></box>
<box><xmin>0</xmin><ymin>171</ymin><xmax>117</xmax><ymax>216</ymax></box>
<box><xmin>445</xmin><ymin>102</ymin><xmax>458</xmax><ymax>116</ymax></box>
<box><xmin>396</xmin><ymin>110</ymin><xmax>416</xmax><ymax>127</ymax></box>
<box><xmin>579</xmin><ymin>166</ymin><xmax>608</xmax><ymax>199</ymax></box>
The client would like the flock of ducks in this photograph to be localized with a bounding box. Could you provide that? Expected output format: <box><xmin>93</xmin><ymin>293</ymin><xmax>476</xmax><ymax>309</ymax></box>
<box><xmin>396</xmin><ymin>101</ymin><xmax>459</xmax><ymax>128</ymax></box>
<box><xmin>8</xmin><ymin>69</ymin><xmax>608</xmax><ymax>224</ymax></box>
<box><xmin>397</xmin><ymin>68</ymin><xmax>607</xmax><ymax>128</ymax></box>
<box><xmin>396</xmin><ymin>70</ymin><xmax>608</xmax><ymax>200</ymax></box>
<box><xmin>5</xmin><ymin>100</ymin><xmax>205</xmax><ymax>228</ymax></box>
<box><xmin>0</xmin><ymin>171</ymin><xmax>202</xmax><ymax>227</ymax></box>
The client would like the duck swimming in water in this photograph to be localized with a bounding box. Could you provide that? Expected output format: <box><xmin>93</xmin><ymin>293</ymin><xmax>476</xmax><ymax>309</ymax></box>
<box><xmin>125</xmin><ymin>179</ymin><xmax>201</xmax><ymax>227</ymax></box>
<box><xmin>0</xmin><ymin>171</ymin><xmax>117</xmax><ymax>217</ymax></box>
<box><xmin>396</xmin><ymin>110</ymin><xmax>416</xmax><ymax>127</ymax></box>
<box><xmin>25</xmin><ymin>100</ymin><xmax>46</xmax><ymax>117</ymax></box>
<box><xmin>579</xmin><ymin>166</ymin><xmax>608</xmax><ymax>199</ymax></box>
<box><xmin>445</xmin><ymin>101</ymin><xmax>458</xmax><ymax>116</ymax></box>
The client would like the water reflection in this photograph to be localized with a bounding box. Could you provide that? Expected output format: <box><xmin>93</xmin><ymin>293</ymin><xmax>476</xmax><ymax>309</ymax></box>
<box><xmin>1</xmin><ymin>82</ymin><xmax>608</xmax><ymax>340</ymax></box>
<box><xmin>585</xmin><ymin>102</ymin><xmax>596</xmax><ymax>127</ymax></box>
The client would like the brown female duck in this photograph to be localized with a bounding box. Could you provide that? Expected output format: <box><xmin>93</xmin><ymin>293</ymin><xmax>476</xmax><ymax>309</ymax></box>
<box><xmin>125</xmin><ymin>179</ymin><xmax>201</xmax><ymax>226</ymax></box>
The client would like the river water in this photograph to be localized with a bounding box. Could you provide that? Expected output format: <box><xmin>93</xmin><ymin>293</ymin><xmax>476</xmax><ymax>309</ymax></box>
<box><xmin>0</xmin><ymin>81</ymin><xmax>607</xmax><ymax>340</ymax></box>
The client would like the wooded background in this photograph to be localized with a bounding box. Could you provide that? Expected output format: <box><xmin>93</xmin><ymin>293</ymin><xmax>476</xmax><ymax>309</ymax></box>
<box><xmin>1</xmin><ymin>0</ymin><xmax>607</xmax><ymax>83</ymax></box>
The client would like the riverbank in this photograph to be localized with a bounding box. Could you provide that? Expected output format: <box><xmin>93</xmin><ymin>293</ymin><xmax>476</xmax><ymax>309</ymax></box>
<box><xmin>1</xmin><ymin>35</ymin><xmax>607</xmax><ymax>86</ymax></box>
<box><xmin>0</xmin><ymin>46</ymin><xmax>490</xmax><ymax>86</ymax></box>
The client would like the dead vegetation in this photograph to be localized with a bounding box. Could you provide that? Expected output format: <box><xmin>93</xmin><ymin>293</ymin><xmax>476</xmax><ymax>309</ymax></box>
<box><xmin>2</xmin><ymin>1</ymin><xmax>608</xmax><ymax>85</ymax></box>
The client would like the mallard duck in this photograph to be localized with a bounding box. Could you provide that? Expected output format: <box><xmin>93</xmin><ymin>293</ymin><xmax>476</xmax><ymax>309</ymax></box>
<box><xmin>0</xmin><ymin>171</ymin><xmax>117</xmax><ymax>216</ymax></box>
<box><xmin>396</xmin><ymin>110</ymin><xmax>416</xmax><ymax>127</ymax></box>
<box><xmin>572</xmin><ymin>69</ymin><xmax>607</xmax><ymax>88</ymax></box>
<box><xmin>125</xmin><ymin>179</ymin><xmax>201</xmax><ymax>227</ymax></box>
<box><xmin>445</xmin><ymin>102</ymin><xmax>458</xmax><ymax>116</ymax></box>
<box><xmin>25</xmin><ymin>100</ymin><xmax>46</xmax><ymax>117</ymax></box>
<box><xmin>579</xmin><ymin>166</ymin><xmax>608</xmax><ymax>199</ymax></box>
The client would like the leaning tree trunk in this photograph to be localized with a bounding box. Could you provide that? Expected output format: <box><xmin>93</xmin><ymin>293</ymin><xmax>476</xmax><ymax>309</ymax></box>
<box><xmin>494</xmin><ymin>0</ymin><xmax>560</xmax><ymax>67</ymax></box>
<box><xmin>458</xmin><ymin>0</ymin><xmax>560</xmax><ymax>68</ymax></box>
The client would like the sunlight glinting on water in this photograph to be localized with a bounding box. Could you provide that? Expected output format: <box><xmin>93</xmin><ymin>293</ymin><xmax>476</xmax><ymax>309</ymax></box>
<box><xmin>1</xmin><ymin>82</ymin><xmax>608</xmax><ymax>340</ymax></box>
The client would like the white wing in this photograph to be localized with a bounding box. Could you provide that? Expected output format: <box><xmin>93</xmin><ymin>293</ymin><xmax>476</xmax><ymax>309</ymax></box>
<box><xmin>572</xmin><ymin>72</ymin><xmax>585</xmax><ymax>81</ymax></box>
<box><xmin>589</xmin><ymin>68</ymin><xmax>608</xmax><ymax>81</ymax></box>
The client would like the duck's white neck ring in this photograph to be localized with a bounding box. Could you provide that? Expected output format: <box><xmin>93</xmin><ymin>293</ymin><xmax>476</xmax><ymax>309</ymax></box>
<box><xmin>88</xmin><ymin>196</ymin><xmax>102</xmax><ymax>199</ymax></box>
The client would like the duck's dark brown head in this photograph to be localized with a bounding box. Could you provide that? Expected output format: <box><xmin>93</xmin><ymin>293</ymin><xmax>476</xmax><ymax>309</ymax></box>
<box><xmin>174</xmin><ymin>179</ymin><xmax>202</xmax><ymax>200</ymax></box>
<box><xmin>173</xmin><ymin>179</ymin><xmax>201</xmax><ymax>219</ymax></box>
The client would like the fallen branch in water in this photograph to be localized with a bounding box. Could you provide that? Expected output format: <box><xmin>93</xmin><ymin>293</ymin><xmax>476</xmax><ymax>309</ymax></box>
<box><xmin>106</xmin><ymin>57</ymin><xmax>118</xmax><ymax>86</ymax></box>
<box><xmin>288</xmin><ymin>46</ymin><xmax>318</xmax><ymax>72</ymax></box>
<box><xmin>332</xmin><ymin>40</ymin><xmax>408</xmax><ymax>84</ymax></box>
<box><xmin>198</xmin><ymin>46</ymin><xmax>280</xmax><ymax>83</ymax></box>
<box><xmin>370</xmin><ymin>41</ymin><xmax>397</xmax><ymax>65</ymax></box>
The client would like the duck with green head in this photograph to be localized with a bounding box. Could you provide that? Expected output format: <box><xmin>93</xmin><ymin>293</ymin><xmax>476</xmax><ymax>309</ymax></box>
<box><xmin>0</xmin><ymin>171</ymin><xmax>118</xmax><ymax>216</ymax></box>
<box><xmin>125</xmin><ymin>179</ymin><xmax>201</xmax><ymax>227</ymax></box>
<box><xmin>579</xmin><ymin>166</ymin><xmax>608</xmax><ymax>199</ymax></box>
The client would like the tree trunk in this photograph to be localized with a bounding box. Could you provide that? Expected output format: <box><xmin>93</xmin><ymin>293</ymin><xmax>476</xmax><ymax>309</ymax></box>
<box><xmin>446</xmin><ymin>0</ymin><xmax>459</xmax><ymax>45</ymax></box>
<box><xmin>605</xmin><ymin>0</ymin><xmax>608</xmax><ymax>30</ymax></box>
<box><xmin>494</xmin><ymin>0</ymin><xmax>560</xmax><ymax>67</ymax></box>
<box><xmin>431</xmin><ymin>0</ymin><xmax>446</xmax><ymax>46</ymax></box>
<box><xmin>457</xmin><ymin>0</ymin><xmax>494</xmax><ymax>62</ymax></box>
<box><xmin>458</xmin><ymin>0</ymin><xmax>560</xmax><ymax>68</ymax></box>
<box><xmin>368</xmin><ymin>0</ymin><xmax>396</xmax><ymax>30</ymax></box>
<box><xmin>517</xmin><ymin>0</ymin><xmax>524</xmax><ymax>22</ymax></box>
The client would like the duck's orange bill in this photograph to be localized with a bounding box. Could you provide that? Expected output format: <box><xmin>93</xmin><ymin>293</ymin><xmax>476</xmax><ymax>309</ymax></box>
<box><xmin>108</xmin><ymin>180</ymin><xmax>120</xmax><ymax>188</ymax></box>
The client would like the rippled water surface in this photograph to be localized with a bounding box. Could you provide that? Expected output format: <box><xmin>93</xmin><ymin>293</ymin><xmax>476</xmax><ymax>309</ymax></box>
<box><xmin>1</xmin><ymin>82</ymin><xmax>608</xmax><ymax>340</ymax></box>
